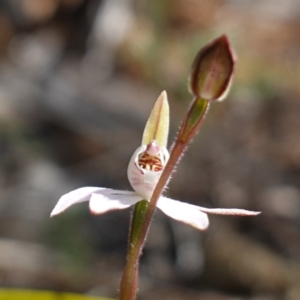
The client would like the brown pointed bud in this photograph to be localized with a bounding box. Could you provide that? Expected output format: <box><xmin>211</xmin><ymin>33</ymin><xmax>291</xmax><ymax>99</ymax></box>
<box><xmin>188</xmin><ymin>35</ymin><xmax>236</xmax><ymax>101</ymax></box>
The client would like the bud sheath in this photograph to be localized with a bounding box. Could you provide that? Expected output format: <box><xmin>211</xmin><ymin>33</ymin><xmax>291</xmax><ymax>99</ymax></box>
<box><xmin>178</xmin><ymin>98</ymin><xmax>209</xmax><ymax>143</ymax></box>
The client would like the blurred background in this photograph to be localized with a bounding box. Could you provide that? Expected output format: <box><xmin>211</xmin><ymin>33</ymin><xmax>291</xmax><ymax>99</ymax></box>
<box><xmin>0</xmin><ymin>0</ymin><xmax>299</xmax><ymax>299</ymax></box>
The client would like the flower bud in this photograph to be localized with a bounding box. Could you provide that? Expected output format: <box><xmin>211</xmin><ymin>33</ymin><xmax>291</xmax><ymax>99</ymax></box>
<box><xmin>188</xmin><ymin>35</ymin><xmax>236</xmax><ymax>101</ymax></box>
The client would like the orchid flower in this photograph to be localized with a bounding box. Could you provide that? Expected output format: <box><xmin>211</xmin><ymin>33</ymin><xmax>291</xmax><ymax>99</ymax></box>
<box><xmin>51</xmin><ymin>131</ymin><xmax>259</xmax><ymax>231</ymax></box>
<box><xmin>51</xmin><ymin>37</ymin><xmax>260</xmax><ymax>231</ymax></box>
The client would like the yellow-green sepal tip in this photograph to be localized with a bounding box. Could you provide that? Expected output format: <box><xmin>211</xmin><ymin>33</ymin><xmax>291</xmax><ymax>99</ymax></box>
<box><xmin>142</xmin><ymin>91</ymin><xmax>169</xmax><ymax>148</ymax></box>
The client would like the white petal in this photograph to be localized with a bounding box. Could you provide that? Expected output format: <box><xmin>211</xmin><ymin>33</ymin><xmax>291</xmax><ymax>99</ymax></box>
<box><xmin>51</xmin><ymin>187</ymin><xmax>106</xmax><ymax>217</ymax></box>
<box><xmin>89</xmin><ymin>190</ymin><xmax>142</xmax><ymax>214</ymax></box>
<box><xmin>157</xmin><ymin>197</ymin><xmax>209</xmax><ymax>230</ymax></box>
<box><xmin>198</xmin><ymin>207</ymin><xmax>261</xmax><ymax>216</ymax></box>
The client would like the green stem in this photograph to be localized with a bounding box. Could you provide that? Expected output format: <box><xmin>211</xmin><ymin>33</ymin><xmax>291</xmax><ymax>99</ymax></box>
<box><xmin>129</xmin><ymin>200</ymin><xmax>148</xmax><ymax>246</ymax></box>
<box><xmin>119</xmin><ymin>247</ymin><xmax>138</xmax><ymax>300</ymax></box>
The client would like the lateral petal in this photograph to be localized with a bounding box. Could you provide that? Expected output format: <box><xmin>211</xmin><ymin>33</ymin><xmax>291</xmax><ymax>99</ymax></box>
<box><xmin>51</xmin><ymin>187</ymin><xmax>105</xmax><ymax>217</ymax></box>
<box><xmin>157</xmin><ymin>197</ymin><xmax>209</xmax><ymax>230</ymax></box>
<box><xmin>89</xmin><ymin>190</ymin><xmax>142</xmax><ymax>214</ymax></box>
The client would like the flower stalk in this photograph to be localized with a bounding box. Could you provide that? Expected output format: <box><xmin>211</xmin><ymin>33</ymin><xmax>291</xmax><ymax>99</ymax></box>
<box><xmin>119</xmin><ymin>35</ymin><xmax>237</xmax><ymax>300</ymax></box>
